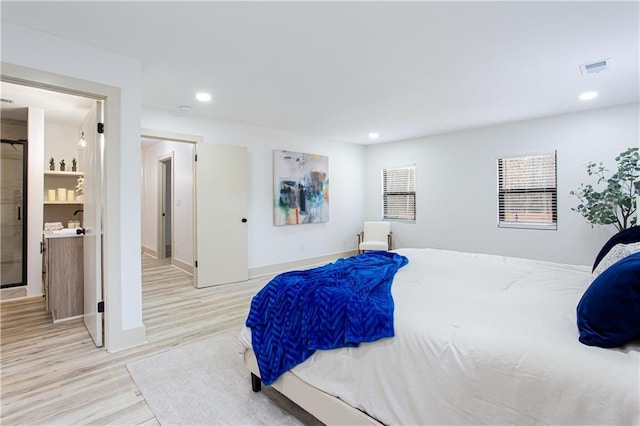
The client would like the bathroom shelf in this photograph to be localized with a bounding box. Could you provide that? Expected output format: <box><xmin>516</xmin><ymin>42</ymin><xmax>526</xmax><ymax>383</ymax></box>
<box><xmin>44</xmin><ymin>201</ymin><xmax>83</xmax><ymax>205</ymax></box>
<box><xmin>44</xmin><ymin>171</ymin><xmax>83</xmax><ymax>176</ymax></box>
<box><xmin>44</xmin><ymin>171</ymin><xmax>83</xmax><ymax>204</ymax></box>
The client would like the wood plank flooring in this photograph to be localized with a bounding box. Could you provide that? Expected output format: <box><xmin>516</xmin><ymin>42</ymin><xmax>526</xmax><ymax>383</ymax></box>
<box><xmin>1</xmin><ymin>255</ymin><xmax>270</xmax><ymax>425</ymax></box>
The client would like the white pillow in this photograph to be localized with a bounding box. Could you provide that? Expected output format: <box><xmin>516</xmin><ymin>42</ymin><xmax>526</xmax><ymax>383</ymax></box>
<box><xmin>591</xmin><ymin>241</ymin><xmax>640</xmax><ymax>281</ymax></box>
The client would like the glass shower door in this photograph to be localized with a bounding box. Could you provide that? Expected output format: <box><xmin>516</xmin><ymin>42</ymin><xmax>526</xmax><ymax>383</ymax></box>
<box><xmin>1</xmin><ymin>139</ymin><xmax>27</xmax><ymax>288</ymax></box>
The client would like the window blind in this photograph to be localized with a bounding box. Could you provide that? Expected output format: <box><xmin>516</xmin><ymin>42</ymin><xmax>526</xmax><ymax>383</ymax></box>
<box><xmin>498</xmin><ymin>152</ymin><xmax>557</xmax><ymax>229</ymax></box>
<box><xmin>383</xmin><ymin>166</ymin><xmax>416</xmax><ymax>221</ymax></box>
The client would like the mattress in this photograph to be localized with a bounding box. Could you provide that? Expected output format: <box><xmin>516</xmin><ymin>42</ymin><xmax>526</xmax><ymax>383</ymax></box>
<box><xmin>240</xmin><ymin>248</ymin><xmax>640</xmax><ymax>425</ymax></box>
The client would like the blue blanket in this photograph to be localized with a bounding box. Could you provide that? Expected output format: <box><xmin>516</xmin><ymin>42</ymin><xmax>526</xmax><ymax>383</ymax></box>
<box><xmin>246</xmin><ymin>251</ymin><xmax>409</xmax><ymax>385</ymax></box>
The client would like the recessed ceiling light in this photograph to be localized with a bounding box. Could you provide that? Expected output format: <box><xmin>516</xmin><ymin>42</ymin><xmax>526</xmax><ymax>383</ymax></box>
<box><xmin>579</xmin><ymin>91</ymin><xmax>598</xmax><ymax>101</ymax></box>
<box><xmin>369</xmin><ymin>132</ymin><xmax>379</xmax><ymax>140</ymax></box>
<box><xmin>196</xmin><ymin>92</ymin><xmax>212</xmax><ymax>102</ymax></box>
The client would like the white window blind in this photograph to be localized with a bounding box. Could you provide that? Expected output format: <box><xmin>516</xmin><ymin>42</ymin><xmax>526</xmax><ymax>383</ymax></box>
<box><xmin>383</xmin><ymin>166</ymin><xmax>416</xmax><ymax>221</ymax></box>
<box><xmin>498</xmin><ymin>152</ymin><xmax>557</xmax><ymax>230</ymax></box>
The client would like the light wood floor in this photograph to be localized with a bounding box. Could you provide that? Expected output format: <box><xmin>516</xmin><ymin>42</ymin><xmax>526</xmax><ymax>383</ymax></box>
<box><xmin>1</xmin><ymin>255</ymin><xmax>270</xmax><ymax>425</ymax></box>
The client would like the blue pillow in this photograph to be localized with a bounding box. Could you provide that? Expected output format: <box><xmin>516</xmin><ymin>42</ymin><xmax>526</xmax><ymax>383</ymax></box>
<box><xmin>577</xmin><ymin>251</ymin><xmax>640</xmax><ymax>348</ymax></box>
<box><xmin>592</xmin><ymin>226</ymin><xmax>640</xmax><ymax>272</ymax></box>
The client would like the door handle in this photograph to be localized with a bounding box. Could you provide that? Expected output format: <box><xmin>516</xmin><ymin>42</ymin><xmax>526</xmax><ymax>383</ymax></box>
<box><xmin>17</xmin><ymin>206</ymin><xmax>21</xmax><ymax>220</ymax></box>
<box><xmin>76</xmin><ymin>228</ymin><xmax>86</xmax><ymax>235</ymax></box>
<box><xmin>241</xmin><ymin>218</ymin><xmax>248</xmax><ymax>223</ymax></box>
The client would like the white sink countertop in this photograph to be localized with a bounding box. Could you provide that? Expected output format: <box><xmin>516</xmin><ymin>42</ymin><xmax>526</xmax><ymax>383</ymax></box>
<box><xmin>44</xmin><ymin>228</ymin><xmax>83</xmax><ymax>238</ymax></box>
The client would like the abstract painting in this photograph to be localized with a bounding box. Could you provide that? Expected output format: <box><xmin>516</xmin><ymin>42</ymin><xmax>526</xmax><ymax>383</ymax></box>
<box><xmin>273</xmin><ymin>150</ymin><xmax>329</xmax><ymax>226</ymax></box>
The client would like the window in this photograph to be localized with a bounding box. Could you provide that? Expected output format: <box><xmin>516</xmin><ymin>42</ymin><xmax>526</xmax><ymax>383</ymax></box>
<box><xmin>497</xmin><ymin>152</ymin><xmax>557</xmax><ymax>230</ymax></box>
<box><xmin>383</xmin><ymin>166</ymin><xmax>416</xmax><ymax>221</ymax></box>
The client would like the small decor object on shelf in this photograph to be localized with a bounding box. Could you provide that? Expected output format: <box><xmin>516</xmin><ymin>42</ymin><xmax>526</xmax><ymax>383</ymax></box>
<box><xmin>49</xmin><ymin>157</ymin><xmax>55</xmax><ymax>171</ymax></box>
<box><xmin>71</xmin><ymin>158</ymin><xmax>77</xmax><ymax>172</ymax></box>
<box><xmin>57</xmin><ymin>188</ymin><xmax>67</xmax><ymax>201</ymax></box>
<box><xmin>570</xmin><ymin>147</ymin><xmax>639</xmax><ymax>231</ymax></box>
<box><xmin>59</xmin><ymin>159</ymin><xmax>66</xmax><ymax>171</ymax></box>
<box><xmin>75</xmin><ymin>176</ymin><xmax>84</xmax><ymax>200</ymax></box>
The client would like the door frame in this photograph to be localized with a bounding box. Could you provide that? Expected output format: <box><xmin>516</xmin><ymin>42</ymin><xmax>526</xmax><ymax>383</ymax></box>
<box><xmin>157</xmin><ymin>153</ymin><xmax>174</xmax><ymax>260</ymax></box>
<box><xmin>0</xmin><ymin>63</ymin><xmax>125</xmax><ymax>351</ymax></box>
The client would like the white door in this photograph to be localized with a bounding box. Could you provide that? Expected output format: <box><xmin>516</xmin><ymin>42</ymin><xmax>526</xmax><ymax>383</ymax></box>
<box><xmin>194</xmin><ymin>143</ymin><xmax>248</xmax><ymax>287</ymax></box>
<box><xmin>82</xmin><ymin>101</ymin><xmax>103</xmax><ymax>346</ymax></box>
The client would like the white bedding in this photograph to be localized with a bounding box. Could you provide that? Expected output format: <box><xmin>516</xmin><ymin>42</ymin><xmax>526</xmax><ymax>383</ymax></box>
<box><xmin>240</xmin><ymin>248</ymin><xmax>640</xmax><ymax>425</ymax></box>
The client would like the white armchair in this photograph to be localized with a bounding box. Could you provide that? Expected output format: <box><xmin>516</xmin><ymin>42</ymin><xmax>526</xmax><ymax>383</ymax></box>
<box><xmin>357</xmin><ymin>221</ymin><xmax>392</xmax><ymax>254</ymax></box>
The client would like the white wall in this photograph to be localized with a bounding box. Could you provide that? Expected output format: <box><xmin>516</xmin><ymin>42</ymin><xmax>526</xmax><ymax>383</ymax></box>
<box><xmin>365</xmin><ymin>104</ymin><xmax>639</xmax><ymax>266</ymax></box>
<box><xmin>2</xmin><ymin>22</ymin><xmax>145</xmax><ymax>352</ymax></box>
<box><xmin>141</xmin><ymin>141</ymin><xmax>194</xmax><ymax>265</ymax></box>
<box><xmin>44</xmin><ymin>123</ymin><xmax>83</xmax><ymax>172</ymax></box>
<box><xmin>141</xmin><ymin>108</ymin><xmax>367</xmax><ymax>269</ymax></box>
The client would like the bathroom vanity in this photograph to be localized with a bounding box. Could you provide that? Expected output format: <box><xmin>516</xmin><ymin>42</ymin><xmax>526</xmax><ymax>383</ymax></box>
<box><xmin>43</xmin><ymin>231</ymin><xmax>83</xmax><ymax>322</ymax></box>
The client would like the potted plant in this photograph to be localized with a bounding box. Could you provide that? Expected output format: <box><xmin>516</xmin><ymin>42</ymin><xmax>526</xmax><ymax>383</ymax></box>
<box><xmin>48</xmin><ymin>157</ymin><xmax>55</xmax><ymax>171</ymax></box>
<box><xmin>59</xmin><ymin>159</ymin><xmax>66</xmax><ymax>171</ymax></box>
<box><xmin>72</xmin><ymin>158</ymin><xmax>77</xmax><ymax>172</ymax></box>
<box><xmin>570</xmin><ymin>147</ymin><xmax>640</xmax><ymax>231</ymax></box>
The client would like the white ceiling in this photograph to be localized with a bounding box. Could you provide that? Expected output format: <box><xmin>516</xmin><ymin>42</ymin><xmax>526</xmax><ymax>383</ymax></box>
<box><xmin>1</xmin><ymin>1</ymin><xmax>638</xmax><ymax>145</ymax></box>
<box><xmin>0</xmin><ymin>81</ymin><xmax>96</xmax><ymax>125</ymax></box>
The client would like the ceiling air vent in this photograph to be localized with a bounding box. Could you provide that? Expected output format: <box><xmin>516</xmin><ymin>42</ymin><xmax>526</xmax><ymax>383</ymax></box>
<box><xmin>580</xmin><ymin>59</ymin><xmax>609</xmax><ymax>75</ymax></box>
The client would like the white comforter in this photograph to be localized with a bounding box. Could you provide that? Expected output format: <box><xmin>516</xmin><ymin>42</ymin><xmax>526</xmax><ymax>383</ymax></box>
<box><xmin>241</xmin><ymin>248</ymin><xmax>640</xmax><ymax>425</ymax></box>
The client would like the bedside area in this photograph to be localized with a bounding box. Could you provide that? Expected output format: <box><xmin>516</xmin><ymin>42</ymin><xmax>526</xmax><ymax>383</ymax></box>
<box><xmin>43</xmin><ymin>231</ymin><xmax>83</xmax><ymax>322</ymax></box>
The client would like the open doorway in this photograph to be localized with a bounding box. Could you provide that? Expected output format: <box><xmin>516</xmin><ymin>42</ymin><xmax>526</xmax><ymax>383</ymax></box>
<box><xmin>140</xmin><ymin>129</ymin><xmax>249</xmax><ymax>288</ymax></box>
<box><xmin>140</xmin><ymin>131</ymin><xmax>195</xmax><ymax>275</ymax></box>
<box><xmin>159</xmin><ymin>155</ymin><xmax>173</xmax><ymax>259</ymax></box>
<box><xmin>1</xmin><ymin>70</ymin><xmax>109</xmax><ymax>346</ymax></box>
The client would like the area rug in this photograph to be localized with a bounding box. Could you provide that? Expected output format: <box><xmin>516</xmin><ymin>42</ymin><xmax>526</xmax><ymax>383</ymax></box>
<box><xmin>126</xmin><ymin>332</ymin><xmax>322</xmax><ymax>425</ymax></box>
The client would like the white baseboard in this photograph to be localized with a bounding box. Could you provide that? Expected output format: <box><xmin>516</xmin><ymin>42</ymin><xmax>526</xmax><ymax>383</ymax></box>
<box><xmin>248</xmin><ymin>250</ymin><xmax>358</xmax><ymax>279</ymax></box>
<box><xmin>106</xmin><ymin>324</ymin><xmax>147</xmax><ymax>353</ymax></box>
<box><xmin>141</xmin><ymin>246</ymin><xmax>157</xmax><ymax>258</ymax></box>
<box><xmin>53</xmin><ymin>314</ymin><xmax>83</xmax><ymax>323</ymax></box>
<box><xmin>0</xmin><ymin>294</ymin><xmax>41</xmax><ymax>304</ymax></box>
<box><xmin>172</xmin><ymin>258</ymin><xmax>194</xmax><ymax>275</ymax></box>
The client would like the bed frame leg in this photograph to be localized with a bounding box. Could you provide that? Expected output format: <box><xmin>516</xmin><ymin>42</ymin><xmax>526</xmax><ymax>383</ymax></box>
<box><xmin>251</xmin><ymin>373</ymin><xmax>262</xmax><ymax>392</ymax></box>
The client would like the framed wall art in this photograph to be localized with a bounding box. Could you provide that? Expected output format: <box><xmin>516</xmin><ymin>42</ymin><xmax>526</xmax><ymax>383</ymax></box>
<box><xmin>273</xmin><ymin>150</ymin><xmax>329</xmax><ymax>226</ymax></box>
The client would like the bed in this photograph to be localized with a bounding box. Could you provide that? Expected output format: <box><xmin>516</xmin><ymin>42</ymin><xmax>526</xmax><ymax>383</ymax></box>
<box><xmin>239</xmin><ymin>246</ymin><xmax>640</xmax><ymax>425</ymax></box>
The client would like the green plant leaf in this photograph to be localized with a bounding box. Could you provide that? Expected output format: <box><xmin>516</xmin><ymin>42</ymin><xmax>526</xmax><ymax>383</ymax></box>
<box><xmin>570</xmin><ymin>147</ymin><xmax>639</xmax><ymax>230</ymax></box>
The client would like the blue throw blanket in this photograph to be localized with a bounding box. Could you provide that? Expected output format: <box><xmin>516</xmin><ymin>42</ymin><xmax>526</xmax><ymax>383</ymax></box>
<box><xmin>246</xmin><ymin>251</ymin><xmax>409</xmax><ymax>385</ymax></box>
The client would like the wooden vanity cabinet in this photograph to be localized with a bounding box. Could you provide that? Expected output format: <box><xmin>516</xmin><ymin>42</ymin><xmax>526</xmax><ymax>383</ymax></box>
<box><xmin>43</xmin><ymin>236</ymin><xmax>84</xmax><ymax>321</ymax></box>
